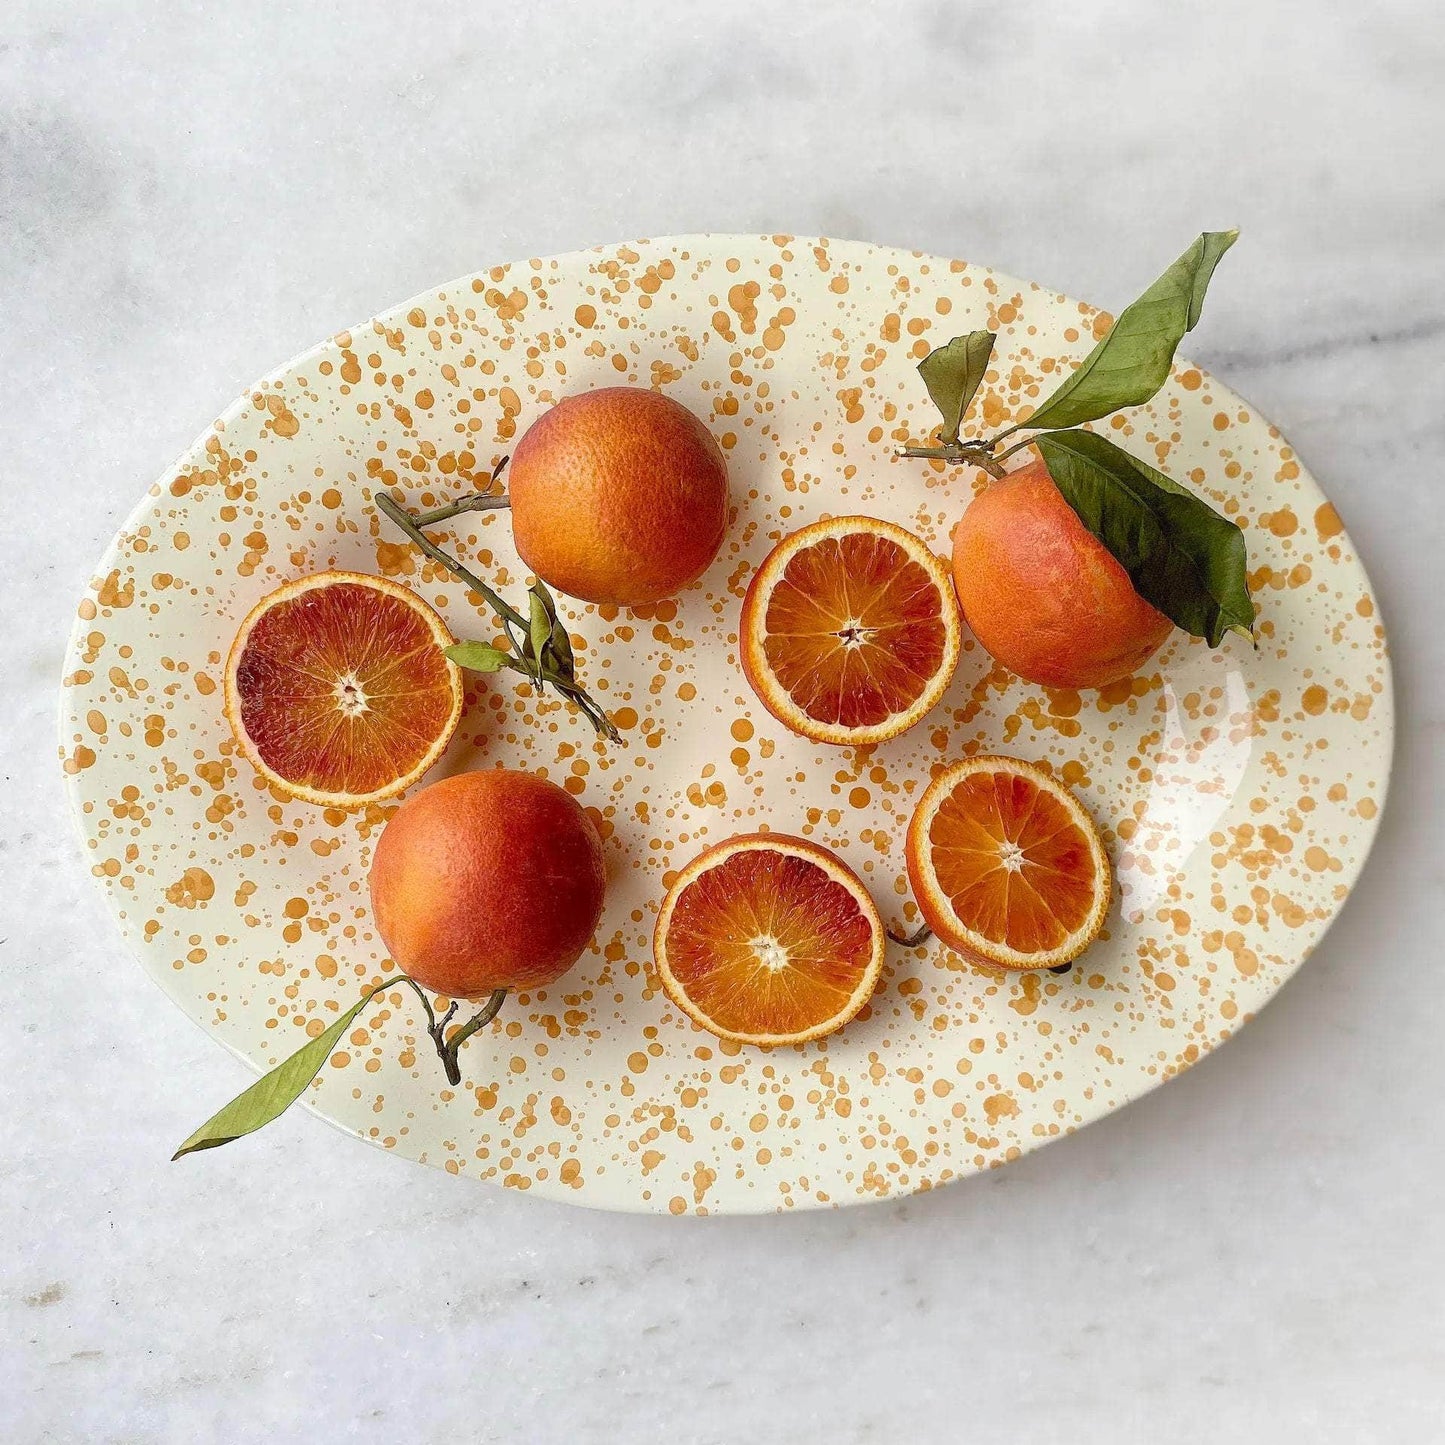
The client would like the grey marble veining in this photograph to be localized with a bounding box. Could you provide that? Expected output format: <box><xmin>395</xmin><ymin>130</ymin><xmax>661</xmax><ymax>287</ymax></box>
<box><xmin>3</xmin><ymin>2</ymin><xmax>1443</xmax><ymax>1441</ymax></box>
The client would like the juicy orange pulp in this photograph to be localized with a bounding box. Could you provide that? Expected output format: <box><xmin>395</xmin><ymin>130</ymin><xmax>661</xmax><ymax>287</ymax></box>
<box><xmin>906</xmin><ymin>756</ymin><xmax>1111</xmax><ymax>970</ymax></box>
<box><xmin>761</xmin><ymin>530</ymin><xmax>950</xmax><ymax>731</ymax></box>
<box><xmin>926</xmin><ymin>770</ymin><xmax>1100</xmax><ymax>955</ymax></box>
<box><xmin>656</xmin><ymin>837</ymin><xmax>884</xmax><ymax>1044</ymax></box>
<box><xmin>229</xmin><ymin>573</ymin><xmax>460</xmax><ymax>803</ymax></box>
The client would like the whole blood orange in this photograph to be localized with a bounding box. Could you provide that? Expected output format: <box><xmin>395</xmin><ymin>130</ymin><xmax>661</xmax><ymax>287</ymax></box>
<box><xmin>507</xmin><ymin>386</ymin><xmax>729</xmax><ymax>607</ymax></box>
<box><xmin>224</xmin><ymin>570</ymin><xmax>463</xmax><ymax>807</ymax></box>
<box><xmin>905</xmin><ymin>755</ymin><xmax>1111</xmax><ymax>971</ymax></box>
<box><xmin>951</xmin><ymin>458</ymin><xmax>1174</xmax><ymax>689</ymax></box>
<box><xmin>653</xmin><ymin>834</ymin><xmax>885</xmax><ymax>1045</ymax></box>
<box><xmin>369</xmin><ymin>770</ymin><xmax>607</xmax><ymax>1000</ymax></box>
<box><xmin>740</xmin><ymin>516</ymin><xmax>961</xmax><ymax>746</ymax></box>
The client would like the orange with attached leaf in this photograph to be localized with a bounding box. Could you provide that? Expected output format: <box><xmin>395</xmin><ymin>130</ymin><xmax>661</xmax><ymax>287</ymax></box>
<box><xmin>903</xmin><ymin>232</ymin><xmax>1252</xmax><ymax>689</ymax></box>
<box><xmin>175</xmin><ymin>767</ymin><xmax>607</xmax><ymax>1157</ymax></box>
<box><xmin>951</xmin><ymin>457</ymin><xmax>1175</xmax><ymax>690</ymax></box>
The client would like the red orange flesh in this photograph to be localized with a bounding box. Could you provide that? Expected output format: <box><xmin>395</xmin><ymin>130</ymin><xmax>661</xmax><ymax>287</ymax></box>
<box><xmin>740</xmin><ymin>516</ymin><xmax>961</xmax><ymax>746</ymax></box>
<box><xmin>224</xmin><ymin>570</ymin><xmax>462</xmax><ymax>807</ymax></box>
<box><xmin>653</xmin><ymin>834</ymin><xmax>885</xmax><ymax>1045</ymax></box>
<box><xmin>905</xmin><ymin>755</ymin><xmax>1111</xmax><ymax>971</ymax></box>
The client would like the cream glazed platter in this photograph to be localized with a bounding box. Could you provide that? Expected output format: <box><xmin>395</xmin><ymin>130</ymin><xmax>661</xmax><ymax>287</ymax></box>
<box><xmin>60</xmin><ymin>234</ymin><xmax>1392</xmax><ymax>1215</ymax></box>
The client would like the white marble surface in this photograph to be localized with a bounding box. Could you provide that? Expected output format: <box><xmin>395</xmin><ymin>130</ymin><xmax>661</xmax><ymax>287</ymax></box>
<box><xmin>3</xmin><ymin>2</ymin><xmax>1442</xmax><ymax>1440</ymax></box>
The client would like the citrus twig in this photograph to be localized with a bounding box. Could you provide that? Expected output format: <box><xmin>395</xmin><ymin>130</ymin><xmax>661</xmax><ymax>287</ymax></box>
<box><xmin>412</xmin><ymin>493</ymin><xmax>512</xmax><ymax>527</ymax></box>
<box><xmin>374</xmin><ymin>489</ymin><xmax>619</xmax><ymax>741</ymax></box>
<box><xmin>399</xmin><ymin>979</ymin><xmax>509</xmax><ymax>1085</ymax></box>
<box><xmin>895</xmin><ymin>441</ymin><xmax>1006</xmax><ymax>478</ymax></box>
<box><xmin>887</xmin><ymin>922</ymin><xmax>933</xmax><ymax>948</ymax></box>
<box><xmin>436</xmin><ymin>989</ymin><xmax>509</xmax><ymax>1085</ymax></box>
<box><xmin>410</xmin><ymin>456</ymin><xmax>512</xmax><ymax>527</ymax></box>
<box><xmin>994</xmin><ymin>437</ymin><xmax>1039</xmax><ymax>463</ymax></box>
<box><xmin>375</xmin><ymin>492</ymin><xmax>526</xmax><ymax>628</ymax></box>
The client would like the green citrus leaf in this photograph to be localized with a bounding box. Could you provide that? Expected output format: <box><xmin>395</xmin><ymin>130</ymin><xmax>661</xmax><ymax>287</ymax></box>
<box><xmin>530</xmin><ymin>577</ymin><xmax>574</xmax><ymax>676</ymax></box>
<box><xmin>1025</xmin><ymin>230</ymin><xmax>1238</xmax><ymax>433</ymax></box>
<box><xmin>1032</xmin><ymin>429</ymin><xmax>1255</xmax><ymax>647</ymax></box>
<box><xmin>918</xmin><ymin>330</ymin><xmax>996</xmax><ymax>444</ymax></box>
<box><xmin>445</xmin><ymin>641</ymin><xmax>514</xmax><ymax>673</ymax></box>
<box><xmin>547</xmin><ymin>625</ymin><xmax>574</xmax><ymax>675</ymax></box>
<box><xmin>173</xmin><ymin>976</ymin><xmax>409</xmax><ymax>1159</ymax></box>
<box><xmin>527</xmin><ymin>587</ymin><xmax>552</xmax><ymax>682</ymax></box>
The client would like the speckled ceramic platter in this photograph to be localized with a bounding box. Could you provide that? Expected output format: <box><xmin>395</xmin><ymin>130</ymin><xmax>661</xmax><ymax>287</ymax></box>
<box><xmin>61</xmin><ymin>235</ymin><xmax>1392</xmax><ymax>1214</ymax></box>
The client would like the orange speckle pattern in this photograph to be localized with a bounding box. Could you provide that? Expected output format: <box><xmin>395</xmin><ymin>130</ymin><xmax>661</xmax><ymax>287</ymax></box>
<box><xmin>61</xmin><ymin>235</ymin><xmax>1391</xmax><ymax>1214</ymax></box>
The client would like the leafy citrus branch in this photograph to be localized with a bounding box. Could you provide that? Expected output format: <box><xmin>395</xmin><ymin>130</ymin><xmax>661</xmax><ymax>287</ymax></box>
<box><xmin>374</xmin><ymin>465</ymin><xmax>619</xmax><ymax>741</ymax></box>
<box><xmin>898</xmin><ymin>229</ymin><xmax>1255</xmax><ymax>647</ymax></box>
<box><xmin>173</xmin><ymin>976</ymin><xmax>509</xmax><ymax>1158</ymax></box>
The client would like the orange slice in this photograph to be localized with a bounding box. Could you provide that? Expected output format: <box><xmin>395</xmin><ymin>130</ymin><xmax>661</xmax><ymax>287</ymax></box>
<box><xmin>224</xmin><ymin>570</ymin><xmax>463</xmax><ymax>807</ymax></box>
<box><xmin>905</xmin><ymin>755</ymin><xmax>1111</xmax><ymax>970</ymax></box>
<box><xmin>653</xmin><ymin>834</ymin><xmax>885</xmax><ymax>1045</ymax></box>
<box><xmin>740</xmin><ymin>516</ymin><xmax>961</xmax><ymax>746</ymax></box>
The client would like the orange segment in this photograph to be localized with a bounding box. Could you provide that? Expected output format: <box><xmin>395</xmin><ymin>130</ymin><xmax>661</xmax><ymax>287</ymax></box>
<box><xmin>740</xmin><ymin>517</ymin><xmax>961</xmax><ymax>745</ymax></box>
<box><xmin>653</xmin><ymin>834</ymin><xmax>885</xmax><ymax>1045</ymax></box>
<box><xmin>905</xmin><ymin>756</ymin><xmax>1111</xmax><ymax>970</ymax></box>
<box><xmin>224</xmin><ymin>570</ymin><xmax>463</xmax><ymax>807</ymax></box>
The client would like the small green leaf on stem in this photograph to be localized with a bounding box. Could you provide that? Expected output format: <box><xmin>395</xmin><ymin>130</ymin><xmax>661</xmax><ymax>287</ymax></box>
<box><xmin>549</xmin><ymin>623</ymin><xmax>574</xmax><ymax>674</ymax></box>
<box><xmin>918</xmin><ymin>330</ymin><xmax>996</xmax><ymax>444</ymax></box>
<box><xmin>1032</xmin><ymin>429</ymin><xmax>1255</xmax><ymax>647</ymax></box>
<box><xmin>530</xmin><ymin>577</ymin><xmax>574</xmax><ymax>674</ymax></box>
<box><xmin>527</xmin><ymin>588</ymin><xmax>553</xmax><ymax>686</ymax></box>
<box><xmin>1023</xmin><ymin>230</ymin><xmax>1238</xmax><ymax>433</ymax></box>
<box><xmin>172</xmin><ymin>976</ymin><xmax>408</xmax><ymax>1159</ymax></box>
<box><xmin>446</xmin><ymin>641</ymin><xmax>515</xmax><ymax>674</ymax></box>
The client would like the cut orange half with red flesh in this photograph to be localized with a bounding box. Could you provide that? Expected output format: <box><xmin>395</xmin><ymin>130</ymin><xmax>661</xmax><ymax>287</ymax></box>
<box><xmin>224</xmin><ymin>570</ymin><xmax>463</xmax><ymax>807</ymax></box>
<box><xmin>653</xmin><ymin>834</ymin><xmax>885</xmax><ymax>1046</ymax></box>
<box><xmin>740</xmin><ymin>516</ymin><xmax>961</xmax><ymax>746</ymax></box>
<box><xmin>905</xmin><ymin>756</ymin><xmax>1112</xmax><ymax>971</ymax></box>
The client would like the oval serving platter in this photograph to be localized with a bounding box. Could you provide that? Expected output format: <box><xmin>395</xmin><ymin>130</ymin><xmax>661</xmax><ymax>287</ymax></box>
<box><xmin>61</xmin><ymin>235</ymin><xmax>1392</xmax><ymax>1214</ymax></box>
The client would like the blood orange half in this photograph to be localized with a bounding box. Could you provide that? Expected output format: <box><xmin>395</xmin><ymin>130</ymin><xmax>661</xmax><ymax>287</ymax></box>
<box><xmin>224</xmin><ymin>570</ymin><xmax>463</xmax><ymax>807</ymax></box>
<box><xmin>653</xmin><ymin>834</ymin><xmax>885</xmax><ymax>1046</ymax></box>
<box><xmin>905</xmin><ymin>755</ymin><xmax>1112</xmax><ymax>971</ymax></box>
<box><xmin>740</xmin><ymin>516</ymin><xmax>961</xmax><ymax>746</ymax></box>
